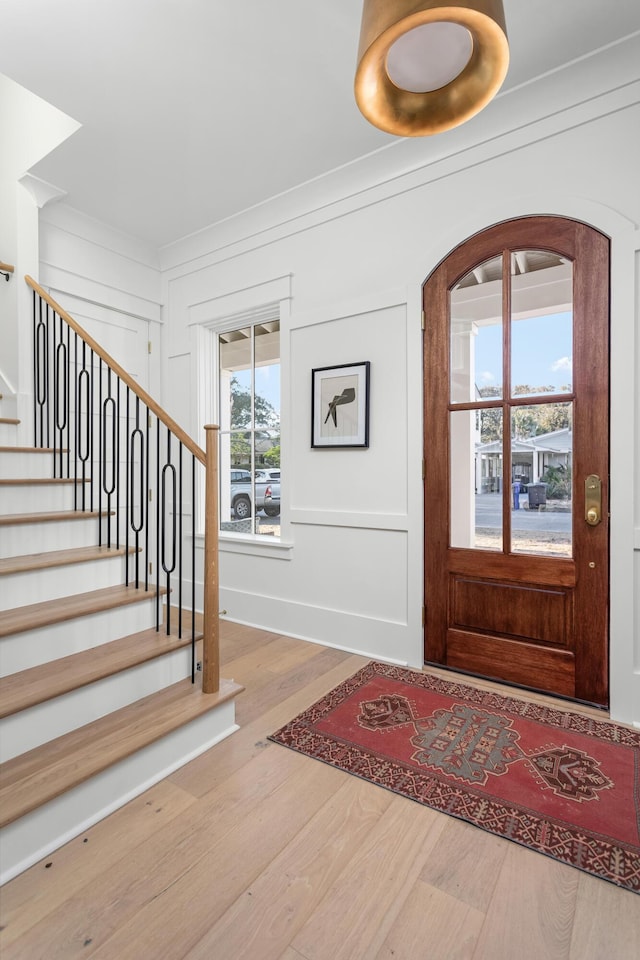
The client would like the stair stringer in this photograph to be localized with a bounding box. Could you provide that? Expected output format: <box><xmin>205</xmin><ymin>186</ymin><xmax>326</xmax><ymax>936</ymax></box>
<box><xmin>0</xmin><ymin>411</ymin><xmax>239</xmax><ymax>883</ymax></box>
<box><xmin>0</xmin><ymin>699</ymin><xmax>239</xmax><ymax>885</ymax></box>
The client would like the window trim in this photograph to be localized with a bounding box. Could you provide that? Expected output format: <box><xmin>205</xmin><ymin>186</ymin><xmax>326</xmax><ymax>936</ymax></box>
<box><xmin>188</xmin><ymin>276</ymin><xmax>291</xmax><ymax>548</ymax></box>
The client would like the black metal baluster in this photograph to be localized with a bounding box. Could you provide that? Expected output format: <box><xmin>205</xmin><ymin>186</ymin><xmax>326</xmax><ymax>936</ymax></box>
<box><xmin>78</xmin><ymin>345</ymin><xmax>91</xmax><ymax>512</ymax></box>
<box><xmin>178</xmin><ymin>442</ymin><xmax>183</xmax><ymax>640</ymax></box>
<box><xmin>66</xmin><ymin>322</ymin><xmax>71</xmax><ymax>479</ymax></box>
<box><xmin>156</xmin><ymin>415</ymin><xmax>160</xmax><ymax>630</ymax></box>
<box><xmin>102</xmin><ymin>371</ymin><xmax>117</xmax><ymax>548</ymax></box>
<box><xmin>74</xmin><ymin>334</ymin><xmax>79</xmax><ymax>509</ymax></box>
<box><xmin>89</xmin><ymin>349</ymin><xmax>94</xmax><ymax>515</ymax></box>
<box><xmin>52</xmin><ymin>311</ymin><xmax>58</xmax><ymax>475</ymax></box>
<box><xmin>129</xmin><ymin>402</ymin><xmax>145</xmax><ymax>590</ymax></box>
<box><xmin>32</xmin><ymin>291</ymin><xmax>37</xmax><ymax>446</ymax></box>
<box><xmin>191</xmin><ymin>453</ymin><xmax>196</xmax><ymax>682</ymax></box>
<box><xmin>145</xmin><ymin>407</ymin><xmax>150</xmax><ymax>592</ymax></box>
<box><xmin>125</xmin><ymin>387</ymin><xmax>130</xmax><ymax>584</ymax></box>
<box><xmin>98</xmin><ymin>358</ymin><xmax>103</xmax><ymax>543</ymax></box>
<box><xmin>35</xmin><ymin>297</ymin><xmax>46</xmax><ymax>448</ymax></box>
<box><xmin>55</xmin><ymin>315</ymin><xmax>68</xmax><ymax>479</ymax></box>
<box><xmin>116</xmin><ymin>377</ymin><xmax>121</xmax><ymax>549</ymax></box>
<box><xmin>45</xmin><ymin>303</ymin><xmax>50</xmax><ymax>450</ymax></box>
<box><xmin>161</xmin><ymin>429</ymin><xmax>177</xmax><ymax>636</ymax></box>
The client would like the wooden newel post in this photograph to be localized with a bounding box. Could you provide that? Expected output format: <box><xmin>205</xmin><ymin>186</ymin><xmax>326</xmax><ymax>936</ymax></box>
<box><xmin>203</xmin><ymin>424</ymin><xmax>220</xmax><ymax>693</ymax></box>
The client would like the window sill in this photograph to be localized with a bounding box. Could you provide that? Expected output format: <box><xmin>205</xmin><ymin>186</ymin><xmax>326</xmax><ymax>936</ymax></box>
<box><xmin>195</xmin><ymin>532</ymin><xmax>293</xmax><ymax>560</ymax></box>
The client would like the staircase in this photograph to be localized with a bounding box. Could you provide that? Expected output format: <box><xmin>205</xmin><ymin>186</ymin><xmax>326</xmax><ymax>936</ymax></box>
<box><xmin>0</xmin><ymin>284</ymin><xmax>243</xmax><ymax>885</ymax></box>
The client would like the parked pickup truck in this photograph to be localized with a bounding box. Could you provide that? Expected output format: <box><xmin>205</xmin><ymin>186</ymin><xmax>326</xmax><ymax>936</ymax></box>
<box><xmin>229</xmin><ymin>469</ymin><xmax>281</xmax><ymax>520</ymax></box>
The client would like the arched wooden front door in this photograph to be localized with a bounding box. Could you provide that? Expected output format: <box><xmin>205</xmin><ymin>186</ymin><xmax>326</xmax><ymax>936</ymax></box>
<box><xmin>423</xmin><ymin>216</ymin><xmax>609</xmax><ymax>707</ymax></box>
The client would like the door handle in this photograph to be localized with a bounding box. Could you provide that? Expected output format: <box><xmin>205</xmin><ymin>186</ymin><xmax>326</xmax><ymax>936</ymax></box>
<box><xmin>585</xmin><ymin>475</ymin><xmax>602</xmax><ymax>526</ymax></box>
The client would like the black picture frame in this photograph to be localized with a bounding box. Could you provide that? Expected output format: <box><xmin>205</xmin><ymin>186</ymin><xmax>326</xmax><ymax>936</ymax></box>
<box><xmin>311</xmin><ymin>361</ymin><xmax>370</xmax><ymax>448</ymax></box>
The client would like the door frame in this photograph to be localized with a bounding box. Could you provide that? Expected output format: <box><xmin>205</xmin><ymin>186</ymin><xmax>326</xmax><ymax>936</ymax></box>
<box><xmin>422</xmin><ymin>215</ymin><xmax>610</xmax><ymax>706</ymax></box>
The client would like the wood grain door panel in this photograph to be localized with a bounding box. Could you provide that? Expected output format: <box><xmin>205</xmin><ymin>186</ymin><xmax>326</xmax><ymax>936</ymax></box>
<box><xmin>423</xmin><ymin>216</ymin><xmax>609</xmax><ymax>706</ymax></box>
<box><xmin>449</xmin><ymin>576</ymin><xmax>572</xmax><ymax>647</ymax></box>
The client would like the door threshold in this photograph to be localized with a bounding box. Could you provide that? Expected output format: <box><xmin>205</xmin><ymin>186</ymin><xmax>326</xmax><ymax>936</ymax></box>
<box><xmin>423</xmin><ymin>660</ymin><xmax>609</xmax><ymax>721</ymax></box>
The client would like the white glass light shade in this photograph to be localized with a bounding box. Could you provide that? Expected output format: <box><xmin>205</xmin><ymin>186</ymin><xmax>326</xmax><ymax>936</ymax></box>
<box><xmin>386</xmin><ymin>22</ymin><xmax>473</xmax><ymax>93</ymax></box>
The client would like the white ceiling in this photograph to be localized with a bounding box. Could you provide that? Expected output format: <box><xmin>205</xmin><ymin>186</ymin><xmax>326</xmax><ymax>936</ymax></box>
<box><xmin>1</xmin><ymin>0</ymin><xmax>639</xmax><ymax>249</ymax></box>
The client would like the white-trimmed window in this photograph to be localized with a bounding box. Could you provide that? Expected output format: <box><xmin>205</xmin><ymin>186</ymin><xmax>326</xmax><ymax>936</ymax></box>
<box><xmin>218</xmin><ymin>318</ymin><xmax>280</xmax><ymax>537</ymax></box>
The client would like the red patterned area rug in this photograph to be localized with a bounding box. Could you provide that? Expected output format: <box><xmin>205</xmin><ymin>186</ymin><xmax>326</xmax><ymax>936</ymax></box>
<box><xmin>269</xmin><ymin>662</ymin><xmax>640</xmax><ymax>893</ymax></box>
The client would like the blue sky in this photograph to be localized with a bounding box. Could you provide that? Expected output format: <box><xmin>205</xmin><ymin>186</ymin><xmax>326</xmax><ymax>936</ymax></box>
<box><xmin>255</xmin><ymin>363</ymin><xmax>281</xmax><ymax>415</ymax></box>
<box><xmin>475</xmin><ymin>311</ymin><xmax>573</xmax><ymax>394</ymax></box>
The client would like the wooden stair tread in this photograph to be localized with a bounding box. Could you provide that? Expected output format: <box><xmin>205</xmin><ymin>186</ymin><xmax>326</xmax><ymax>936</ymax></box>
<box><xmin>0</xmin><ymin>446</ymin><xmax>61</xmax><ymax>453</ymax></box>
<box><xmin>0</xmin><ymin>510</ymin><xmax>110</xmax><ymax>526</ymax></box>
<box><xmin>0</xmin><ymin>477</ymin><xmax>90</xmax><ymax>486</ymax></box>
<box><xmin>0</xmin><ymin>676</ymin><xmax>244</xmax><ymax>827</ymax></box>
<box><xmin>0</xmin><ymin>611</ymin><xmax>204</xmax><ymax>718</ymax></box>
<box><xmin>0</xmin><ymin>584</ymin><xmax>167</xmax><ymax>638</ymax></box>
<box><xmin>0</xmin><ymin>544</ymin><xmax>137</xmax><ymax>576</ymax></box>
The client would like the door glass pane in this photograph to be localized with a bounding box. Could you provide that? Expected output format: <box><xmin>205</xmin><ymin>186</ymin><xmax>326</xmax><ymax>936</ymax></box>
<box><xmin>451</xmin><ymin>255</ymin><xmax>503</xmax><ymax>403</ymax></box>
<box><xmin>511</xmin><ymin>251</ymin><xmax>573</xmax><ymax>399</ymax></box>
<box><xmin>510</xmin><ymin>402</ymin><xmax>572</xmax><ymax>557</ymax></box>
<box><xmin>451</xmin><ymin>408</ymin><xmax>503</xmax><ymax>550</ymax></box>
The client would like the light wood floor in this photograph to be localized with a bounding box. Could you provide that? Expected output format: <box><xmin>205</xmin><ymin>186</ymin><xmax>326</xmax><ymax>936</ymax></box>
<box><xmin>1</xmin><ymin>622</ymin><xmax>639</xmax><ymax>960</ymax></box>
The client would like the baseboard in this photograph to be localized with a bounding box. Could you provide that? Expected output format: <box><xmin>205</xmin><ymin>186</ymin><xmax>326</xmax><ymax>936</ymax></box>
<box><xmin>218</xmin><ymin>586</ymin><xmax>423</xmax><ymax>669</ymax></box>
<box><xmin>220</xmin><ymin>611</ymin><xmax>411</xmax><ymax>670</ymax></box>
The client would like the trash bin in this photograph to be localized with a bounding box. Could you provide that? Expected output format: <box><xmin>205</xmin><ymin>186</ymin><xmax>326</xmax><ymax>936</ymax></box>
<box><xmin>512</xmin><ymin>481</ymin><xmax>521</xmax><ymax>510</ymax></box>
<box><xmin>527</xmin><ymin>482</ymin><xmax>547</xmax><ymax>510</ymax></box>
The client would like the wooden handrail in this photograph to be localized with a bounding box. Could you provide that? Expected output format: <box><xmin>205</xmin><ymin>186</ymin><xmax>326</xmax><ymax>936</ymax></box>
<box><xmin>0</xmin><ymin>261</ymin><xmax>15</xmax><ymax>274</ymax></box>
<box><xmin>25</xmin><ymin>275</ymin><xmax>205</xmax><ymax>465</ymax></box>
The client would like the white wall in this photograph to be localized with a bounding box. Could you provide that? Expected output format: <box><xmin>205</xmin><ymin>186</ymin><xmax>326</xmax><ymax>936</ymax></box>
<box><xmin>29</xmin><ymin>38</ymin><xmax>639</xmax><ymax>726</ymax></box>
<box><xmin>158</xmin><ymin>39</ymin><xmax>640</xmax><ymax>726</ymax></box>
<box><xmin>37</xmin><ymin>205</ymin><xmax>163</xmax><ymax>398</ymax></box>
<box><xmin>0</xmin><ymin>72</ymin><xmax>80</xmax><ymax>428</ymax></box>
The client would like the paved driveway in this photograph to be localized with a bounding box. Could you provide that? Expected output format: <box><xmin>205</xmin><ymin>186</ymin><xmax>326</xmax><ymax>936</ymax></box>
<box><xmin>475</xmin><ymin>494</ymin><xmax>571</xmax><ymax>532</ymax></box>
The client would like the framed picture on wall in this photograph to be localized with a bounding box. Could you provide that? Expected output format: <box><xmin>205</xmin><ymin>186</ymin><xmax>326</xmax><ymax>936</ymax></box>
<box><xmin>311</xmin><ymin>361</ymin><xmax>370</xmax><ymax>448</ymax></box>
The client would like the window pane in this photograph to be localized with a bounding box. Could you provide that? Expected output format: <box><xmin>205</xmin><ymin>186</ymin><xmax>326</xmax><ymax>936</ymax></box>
<box><xmin>219</xmin><ymin>327</ymin><xmax>252</xmax><ymax>430</ymax></box>
<box><xmin>511</xmin><ymin>251</ymin><xmax>573</xmax><ymax>399</ymax></box>
<box><xmin>218</xmin><ymin>321</ymin><xmax>280</xmax><ymax>538</ymax></box>
<box><xmin>451</xmin><ymin>255</ymin><xmax>503</xmax><ymax>403</ymax></box>
<box><xmin>451</xmin><ymin>408</ymin><xmax>503</xmax><ymax>551</ymax></box>
<box><xmin>510</xmin><ymin>402</ymin><xmax>572</xmax><ymax>557</ymax></box>
<box><xmin>254</xmin><ymin>320</ymin><xmax>280</xmax><ymax>437</ymax></box>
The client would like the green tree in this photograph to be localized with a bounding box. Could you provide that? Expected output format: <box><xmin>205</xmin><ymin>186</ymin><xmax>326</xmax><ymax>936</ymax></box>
<box><xmin>541</xmin><ymin>464</ymin><xmax>572</xmax><ymax>500</ymax></box>
<box><xmin>231</xmin><ymin>377</ymin><xmax>279</xmax><ymax>429</ymax></box>
<box><xmin>535</xmin><ymin>402</ymin><xmax>571</xmax><ymax>435</ymax></box>
<box><xmin>477</xmin><ymin>385</ymin><xmax>571</xmax><ymax>443</ymax></box>
<box><xmin>263</xmin><ymin>445</ymin><xmax>281</xmax><ymax>467</ymax></box>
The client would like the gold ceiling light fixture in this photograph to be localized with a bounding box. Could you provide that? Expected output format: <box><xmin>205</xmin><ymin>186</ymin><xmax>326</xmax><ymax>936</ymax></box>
<box><xmin>354</xmin><ymin>0</ymin><xmax>509</xmax><ymax>137</ymax></box>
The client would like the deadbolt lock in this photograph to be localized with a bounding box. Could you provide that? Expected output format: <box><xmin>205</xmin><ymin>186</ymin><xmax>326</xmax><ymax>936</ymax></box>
<box><xmin>585</xmin><ymin>475</ymin><xmax>602</xmax><ymax>526</ymax></box>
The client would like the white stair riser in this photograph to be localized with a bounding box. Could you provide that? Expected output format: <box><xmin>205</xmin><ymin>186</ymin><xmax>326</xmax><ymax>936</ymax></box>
<box><xmin>0</xmin><ymin>483</ymin><xmax>89</xmax><ymax>514</ymax></box>
<box><xmin>0</xmin><ymin>451</ymin><xmax>58</xmax><ymax>479</ymax></box>
<box><xmin>0</xmin><ymin>595</ymin><xmax>164</xmax><ymax>675</ymax></box>
<box><xmin>1</xmin><ymin>488</ymin><xmax>144</xmax><ymax>517</ymax></box>
<box><xmin>0</xmin><ymin>396</ymin><xmax>18</xmax><ymax>420</ymax></box>
<box><xmin>0</xmin><ymin>518</ymin><xmax>109</xmax><ymax>557</ymax></box>
<box><xmin>0</xmin><ymin>646</ymin><xmax>195</xmax><ymax>762</ymax></box>
<box><xmin>0</xmin><ymin>424</ymin><xmax>19</xmax><ymax>445</ymax></box>
<box><xmin>0</xmin><ymin>703</ymin><xmax>237</xmax><ymax>885</ymax></box>
<box><xmin>0</xmin><ymin>554</ymin><xmax>136</xmax><ymax>610</ymax></box>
